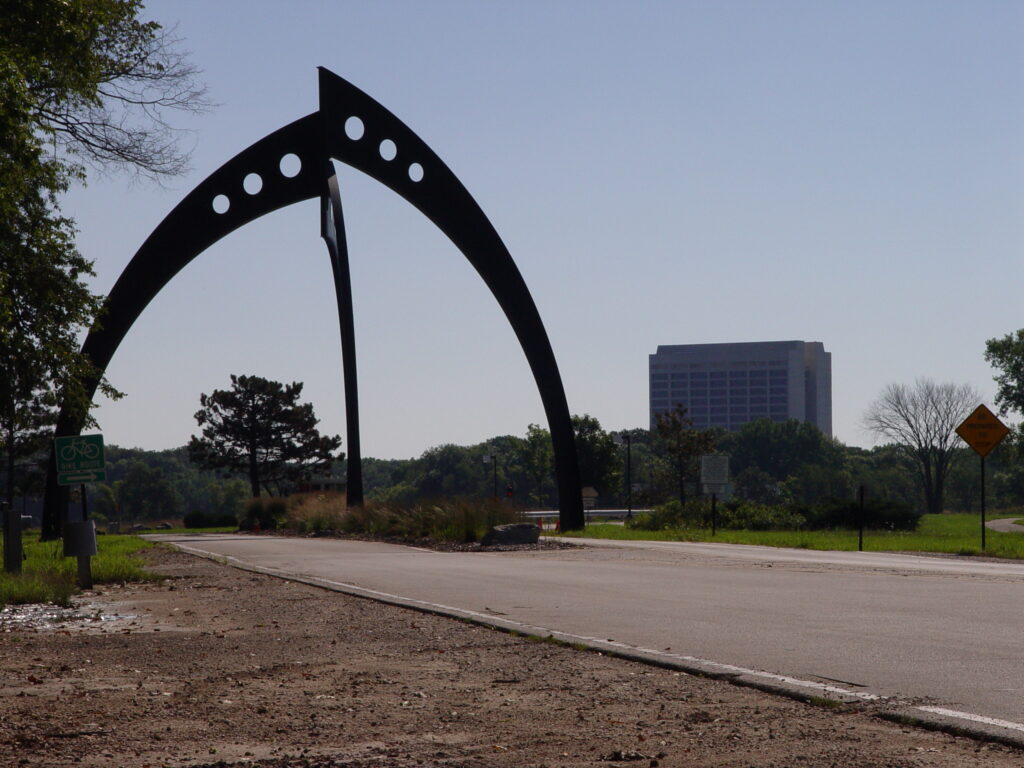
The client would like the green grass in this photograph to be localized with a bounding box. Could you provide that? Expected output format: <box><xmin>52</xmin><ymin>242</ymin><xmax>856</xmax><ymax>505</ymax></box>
<box><xmin>0</xmin><ymin>533</ymin><xmax>158</xmax><ymax>607</ymax></box>
<box><xmin>133</xmin><ymin>526</ymin><xmax>236</xmax><ymax>535</ymax></box>
<box><xmin>558</xmin><ymin>514</ymin><xmax>1024</xmax><ymax>559</ymax></box>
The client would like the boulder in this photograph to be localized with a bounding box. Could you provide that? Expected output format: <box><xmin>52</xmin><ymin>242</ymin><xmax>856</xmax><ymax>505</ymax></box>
<box><xmin>480</xmin><ymin>522</ymin><xmax>540</xmax><ymax>546</ymax></box>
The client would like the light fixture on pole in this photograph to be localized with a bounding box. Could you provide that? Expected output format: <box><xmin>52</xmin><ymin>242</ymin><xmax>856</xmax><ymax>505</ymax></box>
<box><xmin>482</xmin><ymin>454</ymin><xmax>498</xmax><ymax>500</ymax></box>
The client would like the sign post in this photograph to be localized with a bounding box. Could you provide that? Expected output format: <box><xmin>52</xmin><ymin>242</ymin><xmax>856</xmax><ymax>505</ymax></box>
<box><xmin>55</xmin><ymin>434</ymin><xmax>106</xmax><ymax>486</ymax></box>
<box><xmin>857</xmin><ymin>485</ymin><xmax>867</xmax><ymax>552</ymax></box>
<box><xmin>612</xmin><ymin>432</ymin><xmax>633</xmax><ymax>519</ymax></box>
<box><xmin>955</xmin><ymin>406</ymin><xmax>1009</xmax><ymax>551</ymax></box>
<box><xmin>581</xmin><ymin>487</ymin><xmax>598</xmax><ymax>526</ymax></box>
<box><xmin>54</xmin><ymin>435</ymin><xmax>106</xmax><ymax>588</ymax></box>
<box><xmin>2</xmin><ymin>499</ymin><xmax>18</xmax><ymax>575</ymax></box>
<box><xmin>700</xmin><ymin>455</ymin><xmax>729</xmax><ymax>537</ymax></box>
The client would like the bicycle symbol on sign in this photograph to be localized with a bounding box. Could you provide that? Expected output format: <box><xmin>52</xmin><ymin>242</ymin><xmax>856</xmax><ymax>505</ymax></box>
<box><xmin>59</xmin><ymin>437</ymin><xmax>101</xmax><ymax>462</ymax></box>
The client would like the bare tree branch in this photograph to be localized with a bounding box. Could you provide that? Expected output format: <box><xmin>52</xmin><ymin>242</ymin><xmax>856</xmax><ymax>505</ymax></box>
<box><xmin>863</xmin><ymin>378</ymin><xmax>978</xmax><ymax>514</ymax></box>
<box><xmin>26</xmin><ymin>22</ymin><xmax>212</xmax><ymax>180</ymax></box>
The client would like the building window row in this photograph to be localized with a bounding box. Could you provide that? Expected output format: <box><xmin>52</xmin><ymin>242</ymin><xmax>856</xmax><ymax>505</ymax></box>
<box><xmin>654</xmin><ymin>385</ymin><xmax>789</xmax><ymax>394</ymax></box>
<box><xmin>666</xmin><ymin>370</ymin><xmax>764</xmax><ymax>380</ymax></box>
<box><xmin>652</xmin><ymin>393</ymin><xmax>790</xmax><ymax>404</ymax></box>
<box><xmin>652</xmin><ymin>360</ymin><xmax>789</xmax><ymax>372</ymax></box>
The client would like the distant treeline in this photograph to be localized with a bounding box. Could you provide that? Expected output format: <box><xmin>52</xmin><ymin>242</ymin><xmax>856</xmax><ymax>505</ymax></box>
<box><xmin>7</xmin><ymin>416</ymin><xmax>1023</xmax><ymax>524</ymax></box>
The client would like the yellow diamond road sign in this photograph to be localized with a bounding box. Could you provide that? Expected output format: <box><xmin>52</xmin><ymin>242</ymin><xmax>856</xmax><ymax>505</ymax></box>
<box><xmin>955</xmin><ymin>405</ymin><xmax>1010</xmax><ymax>458</ymax></box>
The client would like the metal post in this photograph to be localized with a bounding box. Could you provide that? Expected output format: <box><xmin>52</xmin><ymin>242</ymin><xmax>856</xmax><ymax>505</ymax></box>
<box><xmin>77</xmin><ymin>555</ymin><xmax>93</xmax><ymax>590</ymax></box>
<box><xmin>857</xmin><ymin>485</ymin><xmax>865</xmax><ymax>552</ymax></box>
<box><xmin>711</xmin><ymin>493</ymin><xmax>717</xmax><ymax>537</ymax></box>
<box><xmin>483</xmin><ymin>455</ymin><xmax>498</xmax><ymax>500</ymax></box>
<box><xmin>981</xmin><ymin>455</ymin><xmax>986</xmax><ymax>552</ymax></box>
<box><xmin>78</xmin><ymin>484</ymin><xmax>92</xmax><ymax>589</ymax></box>
<box><xmin>625</xmin><ymin>434</ymin><xmax>632</xmax><ymax>520</ymax></box>
<box><xmin>2</xmin><ymin>500</ymin><xmax>21</xmax><ymax>575</ymax></box>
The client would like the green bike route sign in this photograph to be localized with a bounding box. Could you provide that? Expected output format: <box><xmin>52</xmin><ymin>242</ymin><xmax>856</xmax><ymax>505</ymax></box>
<box><xmin>55</xmin><ymin>434</ymin><xmax>106</xmax><ymax>486</ymax></box>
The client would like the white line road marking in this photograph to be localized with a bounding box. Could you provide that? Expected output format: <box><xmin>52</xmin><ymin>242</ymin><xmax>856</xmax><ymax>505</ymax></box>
<box><xmin>171</xmin><ymin>542</ymin><xmax>880</xmax><ymax>701</ymax></box>
<box><xmin>312</xmin><ymin>577</ymin><xmax>882</xmax><ymax>701</ymax></box>
<box><xmin>169</xmin><ymin>540</ymin><xmax>1024</xmax><ymax>740</ymax></box>
<box><xmin>916</xmin><ymin>707</ymin><xmax>1024</xmax><ymax>733</ymax></box>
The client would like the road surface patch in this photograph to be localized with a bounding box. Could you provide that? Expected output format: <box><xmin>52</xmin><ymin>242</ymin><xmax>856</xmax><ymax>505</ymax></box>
<box><xmin>163</xmin><ymin>537</ymin><xmax>1024</xmax><ymax>750</ymax></box>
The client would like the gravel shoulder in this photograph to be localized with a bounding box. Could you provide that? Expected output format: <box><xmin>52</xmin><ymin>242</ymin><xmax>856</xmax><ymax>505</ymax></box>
<box><xmin>1</xmin><ymin>544</ymin><xmax>1021</xmax><ymax>768</ymax></box>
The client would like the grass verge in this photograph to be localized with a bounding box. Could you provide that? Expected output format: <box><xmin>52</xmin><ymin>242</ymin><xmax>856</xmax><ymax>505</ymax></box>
<box><xmin>132</xmin><ymin>526</ymin><xmax>237</xmax><ymax>535</ymax></box>
<box><xmin>0</xmin><ymin>533</ymin><xmax>158</xmax><ymax>607</ymax></box>
<box><xmin>558</xmin><ymin>514</ymin><xmax>1024</xmax><ymax>559</ymax></box>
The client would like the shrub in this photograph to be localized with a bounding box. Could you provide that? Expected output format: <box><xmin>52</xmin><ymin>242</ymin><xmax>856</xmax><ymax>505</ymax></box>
<box><xmin>630</xmin><ymin>493</ymin><xmax>924</xmax><ymax>533</ymax></box>
<box><xmin>628</xmin><ymin>499</ymin><xmax>710</xmax><ymax>531</ymax></box>
<box><xmin>718</xmin><ymin>502</ymin><xmax>806</xmax><ymax>531</ymax></box>
<box><xmin>800</xmin><ymin>498</ymin><xmax>922</xmax><ymax>531</ymax></box>
<box><xmin>629</xmin><ymin>499</ymin><xmax>807</xmax><ymax>532</ymax></box>
<box><xmin>280</xmin><ymin>497</ymin><xmax>519</xmax><ymax>542</ymax></box>
<box><xmin>239</xmin><ymin>497</ymin><xmax>287</xmax><ymax>531</ymax></box>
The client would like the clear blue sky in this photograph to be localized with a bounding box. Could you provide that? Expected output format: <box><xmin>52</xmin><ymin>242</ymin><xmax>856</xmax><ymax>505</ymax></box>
<box><xmin>63</xmin><ymin>1</ymin><xmax>1023</xmax><ymax>459</ymax></box>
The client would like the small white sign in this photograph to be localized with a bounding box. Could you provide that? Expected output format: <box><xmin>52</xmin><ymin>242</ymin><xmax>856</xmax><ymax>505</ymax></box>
<box><xmin>700</xmin><ymin>454</ymin><xmax>729</xmax><ymax>486</ymax></box>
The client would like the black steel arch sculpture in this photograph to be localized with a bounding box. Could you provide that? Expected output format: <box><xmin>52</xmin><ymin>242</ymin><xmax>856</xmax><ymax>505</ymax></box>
<box><xmin>43</xmin><ymin>68</ymin><xmax>584</xmax><ymax>534</ymax></box>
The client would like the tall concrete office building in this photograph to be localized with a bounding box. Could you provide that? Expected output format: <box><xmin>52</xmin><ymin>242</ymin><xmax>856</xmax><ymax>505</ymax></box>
<box><xmin>649</xmin><ymin>341</ymin><xmax>832</xmax><ymax>436</ymax></box>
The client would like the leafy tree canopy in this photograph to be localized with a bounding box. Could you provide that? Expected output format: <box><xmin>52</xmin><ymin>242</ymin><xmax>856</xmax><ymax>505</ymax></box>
<box><xmin>414</xmin><ymin>443</ymin><xmax>485</xmax><ymax>499</ymax></box>
<box><xmin>1</xmin><ymin>0</ymin><xmax>208</xmax><ymax>180</ymax></box>
<box><xmin>4</xmin><ymin>1</ymin><xmax>208</xmax><ymax>538</ymax></box>
<box><xmin>521</xmin><ymin>424</ymin><xmax>555</xmax><ymax>506</ymax></box>
<box><xmin>117</xmin><ymin>460</ymin><xmax>181</xmax><ymax>522</ymax></box>
<box><xmin>653</xmin><ymin>405</ymin><xmax>715</xmax><ymax>504</ymax></box>
<box><xmin>984</xmin><ymin>329</ymin><xmax>1024</xmax><ymax>417</ymax></box>
<box><xmin>571</xmin><ymin>414</ymin><xmax>620</xmax><ymax>497</ymax></box>
<box><xmin>718</xmin><ymin>418</ymin><xmax>844</xmax><ymax>482</ymax></box>
<box><xmin>188</xmin><ymin>375</ymin><xmax>342</xmax><ymax>498</ymax></box>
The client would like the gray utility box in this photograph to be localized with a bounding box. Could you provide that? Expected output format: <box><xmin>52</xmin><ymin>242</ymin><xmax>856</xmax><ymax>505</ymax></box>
<box><xmin>64</xmin><ymin>520</ymin><xmax>98</xmax><ymax>557</ymax></box>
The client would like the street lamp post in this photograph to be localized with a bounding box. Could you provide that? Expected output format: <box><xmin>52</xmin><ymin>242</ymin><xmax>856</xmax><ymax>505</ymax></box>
<box><xmin>612</xmin><ymin>432</ymin><xmax>633</xmax><ymax>519</ymax></box>
<box><xmin>482</xmin><ymin>454</ymin><xmax>498</xmax><ymax>500</ymax></box>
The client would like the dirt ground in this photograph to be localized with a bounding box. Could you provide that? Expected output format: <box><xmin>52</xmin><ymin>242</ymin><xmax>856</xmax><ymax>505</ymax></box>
<box><xmin>1</xmin><ymin>545</ymin><xmax>1021</xmax><ymax>768</ymax></box>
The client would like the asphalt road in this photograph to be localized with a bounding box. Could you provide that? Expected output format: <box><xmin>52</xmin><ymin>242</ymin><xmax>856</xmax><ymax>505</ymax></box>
<box><xmin>150</xmin><ymin>533</ymin><xmax>1024</xmax><ymax>736</ymax></box>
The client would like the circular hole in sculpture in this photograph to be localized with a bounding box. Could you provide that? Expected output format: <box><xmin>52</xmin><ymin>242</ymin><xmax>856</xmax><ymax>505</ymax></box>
<box><xmin>408</xmin><ymin>163</ymin><xmax>424</xmax><ymax>182</ymax></box>
<box><xmin>243</xmin><ymin>173</ymin><xmax>263</xmax><ymax>195</ymax></box>
<box><xmin>379</xmin><ymin>139</ymin><xmax>397</xmax><ymax>161</ymax></box>
<box><xmin>345</xmin><ymin>116</ymin><xmax>364</xmax><ymax>140</ymax></box>
<box><xmin>279</xmin><ymin>153</ymin><xmax>302</xmax><ymax>178</ymax></box>
<box><xmin>212</xmin><ymin>194</ymin><xmax>230</xmax><ymax>214</ymax></box>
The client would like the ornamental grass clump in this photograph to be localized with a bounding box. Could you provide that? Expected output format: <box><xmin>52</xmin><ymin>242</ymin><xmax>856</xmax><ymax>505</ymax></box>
<box><xmin>285</xmin><ymin>493</ymin><xmax>348</xmax><ymax>534</ymax></box>
<box><xmin>239</xmin><ymin>497</ymin><xmax>288</xmax><ymax>531</ymax></box>
<box><xmin>421</xmin><ymin>498</ymin><xmax>518</xmax><ymax>543</ymax></box>
<box><xmin>283</xmin><ymin>496</ymin><xmax>519</xmax><ymax>543</ymax></box>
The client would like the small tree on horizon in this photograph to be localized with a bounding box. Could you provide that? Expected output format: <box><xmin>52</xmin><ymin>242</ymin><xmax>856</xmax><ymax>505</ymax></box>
<box><xmin>654</xmin><ymin>404</ymin><xmax>715</xmax><ymax>505</ymax></box>
<box><xmin>188</xmin><ymin>375</ymin><xmax>342</xmax><ymax>497</ymax></box>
